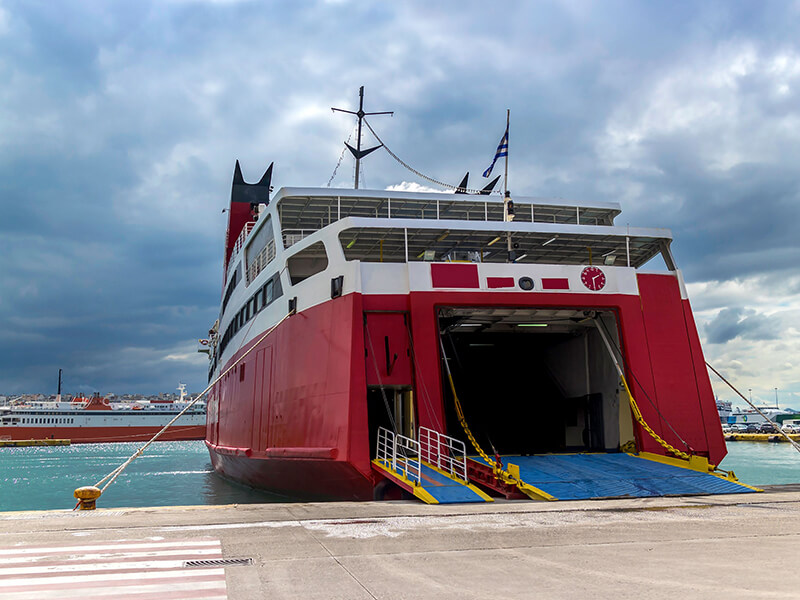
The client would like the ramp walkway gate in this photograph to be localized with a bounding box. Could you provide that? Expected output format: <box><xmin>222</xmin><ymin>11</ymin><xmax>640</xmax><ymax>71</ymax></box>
<box><xmin>371</xmin><ymin>427</ymin><xmax>493</xmax><ymax>504</ymax></box>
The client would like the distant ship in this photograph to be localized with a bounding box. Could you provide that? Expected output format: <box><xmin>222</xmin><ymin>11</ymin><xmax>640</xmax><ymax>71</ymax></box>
<box><xmin>0</xmin><ymin>384</ymin><xmax>205</xmax><ymax>443</ymax></box>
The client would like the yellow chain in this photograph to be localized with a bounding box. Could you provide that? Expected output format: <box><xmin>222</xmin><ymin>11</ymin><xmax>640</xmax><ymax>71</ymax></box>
<box><xmin>446</xmin><ymin>372</ymin><xmax>522</xmax><ymax>486</ymax></box>
<box><xmin>618</xmin><ymin>372</ymin><xmax>692</xmax><ymax>461</ymax></box>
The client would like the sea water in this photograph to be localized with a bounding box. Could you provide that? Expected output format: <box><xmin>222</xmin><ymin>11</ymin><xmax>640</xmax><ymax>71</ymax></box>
<box><xmin>1</xmin><ymin>440</ymin><xmax>799</xmax><ymax>512</ymax></box>
<box><xmin>0</xmin><ymin>441</ymin><xmax>285</xmax><ymax>512</ymax></box>
<box><xmin>718</xmin><ymin>440</ymin><xmax>800</xmax><ymax>486</ymax></box>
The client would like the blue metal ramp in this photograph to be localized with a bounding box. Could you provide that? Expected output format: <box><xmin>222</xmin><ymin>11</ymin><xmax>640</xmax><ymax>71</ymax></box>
<box><xmin>372</xmin><ymin>458</ymin><xmax>493</xmax><ymax>504</ymax></box>
<box><xmin>489</xmin><ymin>453</ymin><xmax>759</xmax><ymax>500</ymax></box>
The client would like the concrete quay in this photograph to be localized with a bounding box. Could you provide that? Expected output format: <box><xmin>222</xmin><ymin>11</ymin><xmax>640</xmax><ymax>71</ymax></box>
<box><xmin>2</xmin><ymin>488</ymin><xmax>800</xmax><ymax>600</ymax></box>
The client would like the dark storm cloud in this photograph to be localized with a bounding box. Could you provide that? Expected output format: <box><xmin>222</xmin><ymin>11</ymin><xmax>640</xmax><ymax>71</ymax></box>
<box><xmin>705</xmin><ymin>307</ymin><xmax>783</xmax><ymax>344</ymax></box>
<box><xmin>1</xmin><ymin>0</ymin><xmax>800</xmax><ymax>394</ymax></box>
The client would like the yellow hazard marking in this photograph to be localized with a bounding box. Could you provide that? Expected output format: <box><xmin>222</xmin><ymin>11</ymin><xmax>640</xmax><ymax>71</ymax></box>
<box><xmin>372</xmin><ymin>459</ymin><xmax>440</xmax><ymax>504</ymax></box>
<box><xmin>634</xmin><ymin>451</ymin><xmax>763</xmax><ymax>492</ymax></box>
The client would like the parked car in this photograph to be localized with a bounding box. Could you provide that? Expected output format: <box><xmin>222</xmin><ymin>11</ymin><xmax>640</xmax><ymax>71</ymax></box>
<box><xmin>782</xmin><ymin>424</ymin><xmax>798</xmax><ymax>434</ymax></box>
<box><xmin>729</xmin><ymin>424</ymin><xmax>747</xmax><ymax>433</ymax></box>
<box><xmin>721</xmin><ymin>424</ymin><xmax>732</xmax><ymax>433</ymax></box>
<box><xmin>759</xmin><ymin>422</ymin><xmax>779</xmax><ymax>433</ymax></box>
<box><xmin>745</xmin><ymin>423</ymin><xmax>761</xmax><ymax>433</ymax></box>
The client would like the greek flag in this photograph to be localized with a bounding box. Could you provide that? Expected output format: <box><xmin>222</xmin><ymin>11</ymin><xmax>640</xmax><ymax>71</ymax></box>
<box><xmin>482</xmin><ymin>126</ymin><xmax>508</xmax><ymax>178</ymax></box>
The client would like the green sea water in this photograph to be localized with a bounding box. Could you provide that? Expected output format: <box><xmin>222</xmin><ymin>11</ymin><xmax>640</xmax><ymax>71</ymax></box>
<box><xmin>718</xmin><ymin>439</ymin><xmax>800</xmax><ymax>486</ymax></box>
<box><xmin>0</xmin><ymin>441</ymin><xmax>285</xmax><ymax>512</ymax></box>
<box><xmin>1</xmin><ymin>440</ymin><xmax>798</xmax><ymax>512</ymax></box>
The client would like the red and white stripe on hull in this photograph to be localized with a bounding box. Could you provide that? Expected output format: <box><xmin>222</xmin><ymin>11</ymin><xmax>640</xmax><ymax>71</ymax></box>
<box><xmin>3</xmin><ymin>425</ymin><xmax>205</xmax><ymax>444</ymax></box>
<box><xmin>0</xmin><ymin>538</ymin><xmax>227</xmax><ymax>599</ymax></box>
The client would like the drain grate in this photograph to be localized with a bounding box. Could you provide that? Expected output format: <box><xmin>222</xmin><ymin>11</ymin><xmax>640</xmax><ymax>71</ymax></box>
<box><xmin>183</xmin><ymin>558</ymin><xmax>253</xmax><ymax>568</ymax></box>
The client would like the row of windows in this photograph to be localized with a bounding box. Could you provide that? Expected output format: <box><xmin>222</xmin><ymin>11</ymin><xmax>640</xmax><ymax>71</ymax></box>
<box><xmin>222</xmin><ymin>264</ymin><xmax>241</xmax><ymax>314</ymax></box>
<box><xmin>218</xmin><ymin>273</ymin><xmax>283</xmax><ymax>358</ymax></box>
<box><xmin>15</xmin><ymin>417</ymin><xmax>74</xmax><ymax>425</ymax></box>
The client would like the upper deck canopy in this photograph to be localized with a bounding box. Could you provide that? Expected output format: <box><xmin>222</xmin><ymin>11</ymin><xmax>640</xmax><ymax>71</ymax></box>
<box><xmin>265</xmin><ymin>187</ymin><xmax>674</xmax><ymax>270</ymax></box>
<box><xmin>274</xmin><ymin>187</ymin><xmax>622</xmax><ymax>229</ymax></box>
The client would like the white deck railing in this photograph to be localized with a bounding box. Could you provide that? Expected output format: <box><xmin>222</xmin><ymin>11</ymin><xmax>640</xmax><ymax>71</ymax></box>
<box><xmin>419</xmin><ymin>426</ymin><xmax>468</xmax><ymax>482</ymax></box>
<box><xmin>246</xmin><ymin>239</ymin><xmax>276</xmax><ymax>284</ymax></box>
<box><xmin>227</xmin><ymin>221</ymin><xmax>256</xmax><ymax>274</ymax></box>
<box><xmin>376</xmin><ymin>427</ymin><xmax>421</xmax><ymax>484</ymax></box>
<box><xmin>282</xmin><ymin>229</ymin><xmax>318</xmax><ymax>248</ymax></box>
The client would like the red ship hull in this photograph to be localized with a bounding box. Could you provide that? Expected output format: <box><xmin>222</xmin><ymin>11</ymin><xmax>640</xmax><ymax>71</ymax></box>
<box><xmin>3</xmin><ymin>425</ymin><xmax>205</xmax><ymax>444</ymax></box>
<box><xmin>205</xmin><ymin>273</ymin><xmax>726</xmax><ymax>501</ymax></box>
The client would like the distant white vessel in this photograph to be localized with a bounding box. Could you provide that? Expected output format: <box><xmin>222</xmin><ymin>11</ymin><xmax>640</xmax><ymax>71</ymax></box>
<box><xmin>716</xmin><ymin>399</ymin><xmax>795</xmax><ymax>425</ymax></box>
<box><xmin>0</xmin><ymin>384</ymin><xmax>205</xmax><ymax>443</ymax></box>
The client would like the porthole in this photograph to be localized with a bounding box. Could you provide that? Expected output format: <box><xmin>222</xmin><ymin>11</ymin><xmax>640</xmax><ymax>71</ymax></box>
<box><xmin>519</xmin><ymin>277</ymin><xmax>534</xmax><ymax>291</ymax></box>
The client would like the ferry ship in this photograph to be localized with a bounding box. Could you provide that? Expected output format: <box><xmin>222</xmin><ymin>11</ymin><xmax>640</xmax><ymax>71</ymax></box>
<box><xmin>0</xmin><ymin>385</ymin><xmax>205</xmax><ymax>443</ymax></box>
<box><xmin>203</xmin><ymin>95</ymin><xmax>753</xmax><ymax>503</ymax></box>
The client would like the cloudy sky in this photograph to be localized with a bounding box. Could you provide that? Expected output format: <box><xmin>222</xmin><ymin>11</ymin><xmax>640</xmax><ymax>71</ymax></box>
<box><xmin>1</xmin><ymin>1</ymin><xmax>798</xmax><ymax>409</ymax></box>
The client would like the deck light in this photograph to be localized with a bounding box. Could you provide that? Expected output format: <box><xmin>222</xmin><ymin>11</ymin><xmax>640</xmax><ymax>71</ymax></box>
<box><xmin>517</xmin><ymin>323</ymin><xmax>548</xmax><ymax>327</ymax></box>
<box><xmin>437</xmin><ymin>231</ymin><xmax>450</xmax><ymax>242</ymax></box>
<box><xmin>542</xmin><ymin>236</ymin><xmax>557</xmax><ymax>246</ymax></box>
<box><xmin>488</xmin><ymin>236</ymin><xmax>502</xmax><ymax>246</ymax></box>
<box><xmin>346</xmin><ymin>238</ymin><xmax>357</xmax><ymax>248</ymax></box>
<box><xmin>514</xmin><ymin>253</ymin><xmax>527</xmax><ymax>262</ymax></box>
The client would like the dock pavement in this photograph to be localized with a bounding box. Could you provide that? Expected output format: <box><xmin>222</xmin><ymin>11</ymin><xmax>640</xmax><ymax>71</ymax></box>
<box><xmin>2</xmin><ymin>487</ymin><xmax>800</xmax><ymax>599</ymax></box>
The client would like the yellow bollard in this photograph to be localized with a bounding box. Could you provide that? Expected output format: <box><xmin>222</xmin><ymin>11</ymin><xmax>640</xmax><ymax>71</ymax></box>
<box><xmin>74</xmin><ymin>486</ymin><xmax>102</xmax><ymax>510</ymax></box>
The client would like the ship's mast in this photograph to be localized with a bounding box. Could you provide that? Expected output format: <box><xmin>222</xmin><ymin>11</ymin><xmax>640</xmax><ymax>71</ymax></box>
<box><xmin>332</xmin><ymin>86</ymin><xmax>393</xmax><ymax>189</ymax></box>
<box><xmin>503</xmin><ymin>109</ymin><xmax>514</xmax><ymax>261</ymax></box>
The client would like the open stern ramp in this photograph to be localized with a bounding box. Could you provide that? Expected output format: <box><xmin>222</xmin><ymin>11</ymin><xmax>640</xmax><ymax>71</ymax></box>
<box><xmin>372</xmin><ymin>427</ymin><xmax>493</xmax><ymax>504</ymax></box>
<box><xmin>486</xmin><ymin>452</ymin><xmax>759</xmax><ymax>501</ymax></box>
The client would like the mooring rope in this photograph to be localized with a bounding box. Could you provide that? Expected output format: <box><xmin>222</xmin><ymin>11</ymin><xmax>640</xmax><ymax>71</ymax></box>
<box><xmin>363</xmin><ymin>118</ymin><xmax>502</xmax><ymax>195</ymax></box>
<box><xmin>74</xmin><ymin>309</ymin><xmax>296</xmax><ymax>509</ymax></box>
<box><xmin>706</xmin><ymin>362</ymin><xmax>800</xmax><ymax>454</ymax></box>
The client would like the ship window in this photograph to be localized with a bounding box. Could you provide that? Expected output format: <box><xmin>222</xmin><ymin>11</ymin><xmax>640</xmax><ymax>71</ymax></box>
<box><xmin>287</xmin><ymin>242</ymin><xmax>328</xmax><ymax>285</ymax></box>
<box><xmin>246</xmin><ymin>300</ymin><xmax>251</xmax><ymax>321</ymax></box>
<box><xmin>222</xmin><ymin>264</ymin><xmax>241</xmax><ymax>314</ymax></box>
<box><xmin>264</xmin><ymin>280</ymin><xmax>273</xmax><ymax>304</ymax></box>
<box><xmin>252</xmin><ymin>292</ymin><xmax>261</xmax><ymax>313</ymax></box>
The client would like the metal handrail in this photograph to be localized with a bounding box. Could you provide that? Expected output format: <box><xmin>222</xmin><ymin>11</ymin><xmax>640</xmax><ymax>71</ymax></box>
<box><xmin>246</xmin><ymin>239</ymin><xmax>276</xmax><ymax>284</ymax></box>
<box><xmin>282</xmin><ymin>229</ymin><xmax>318</xmax><ymax>248</ymax></box>
<box><xmin>419</xmin><ymin>426</ymin><xmax>467</xmax><ymax>482</ymax></box>
<box><xmin>376</xmin><ymin>427</ymin><xmax>421</xmax><ymax>484</ymax></box>
<box><xmin>227</xmin><ymin>221</ymin><xmax>256</xmax><ymax>274</ymax></box>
